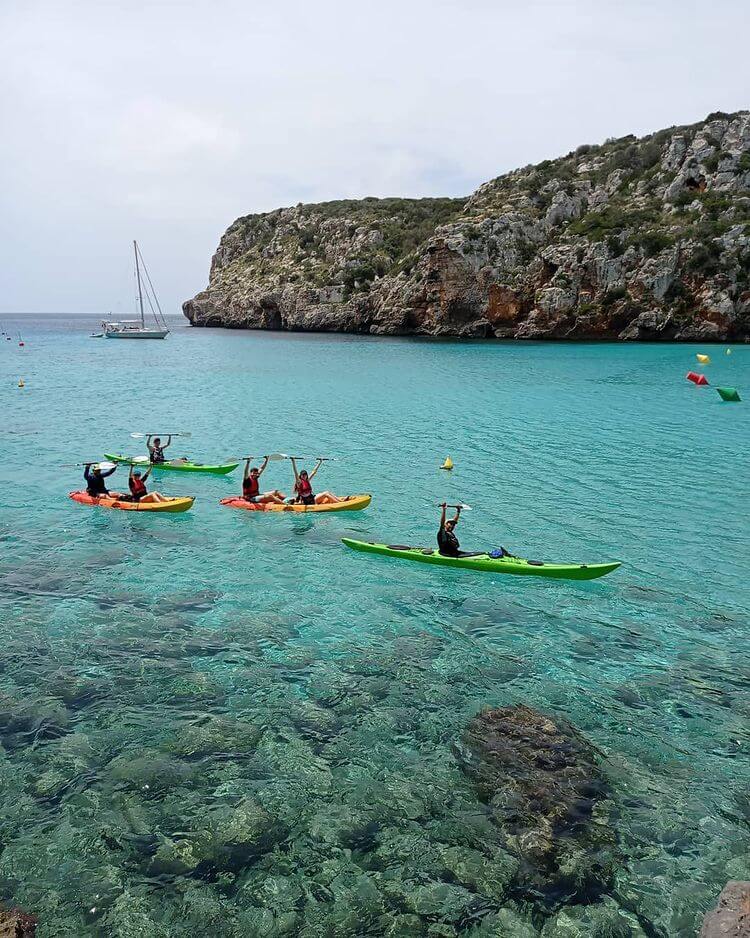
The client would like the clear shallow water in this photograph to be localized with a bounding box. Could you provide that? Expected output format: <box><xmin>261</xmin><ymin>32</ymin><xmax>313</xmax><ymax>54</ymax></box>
<box><xmin>0</xmin><ymin>315</ymin><xmax>748</xmax><ymax>936</ymax></box>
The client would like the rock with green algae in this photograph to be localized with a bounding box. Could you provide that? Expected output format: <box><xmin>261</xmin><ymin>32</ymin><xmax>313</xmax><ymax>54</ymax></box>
<box><xmin>190</xmin><ymin>797</ymin><xmax>285</xmax><ymax>873</ymax></box>
<box><xmin>402</xmin><ymin>880</ymin><xmax>485</xmax><ymax>921</ymax></box>
<box><xmin>436</xmin><ymin>844</ymin><xmax>519</xmax><ymax>903</ymax></box>
<box><xmin>379</xmin><ymin>913</ymin><xmax>428</xmax><ymax>936</ymax></box>
<box><xmin>236</xmin><ymin>906</ymin><xmax>299</xmax><ymax>936</ymax></box>
<box><xmin>0</xmin><ymin>693</ymin><xmax>71</xmax><ymax>750</ymax></box>
<box><xmin>540</xmin><ymin>898</ymin><xmax>648</xmax><ymax>937</ymax></box>
<box><xmin>465</xmin><ymin>908</ymin><xmax>541</xmax><ymax>937</ymax></box>
<box><xmin>148</xmin><ymin>837</ymin><xmax>201</xmax><ymax>876</ymax></box>
<box><xmin>306</xmin><ymin>803</ymin><xmax>380</xmax><ymax>851</ymax></box>
<box><xmin>105</xmin><ymin>748</ymin><xmax>195</xmax><ymax>797</ymax></box>
<box><xmin>165</xmin><ymin>715</ymin><xmax>264</xmax><ymax>759</ymax></box>
<box><xmin>98</xmin><ymin>892</ymin><xmax>171</xmax><ymax>938</ymax></box>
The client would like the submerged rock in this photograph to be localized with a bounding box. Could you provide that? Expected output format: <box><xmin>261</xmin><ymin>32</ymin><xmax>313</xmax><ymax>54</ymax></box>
<box><xmin>540</xmin><ymin>897</ymin><xmax>647</xmax><ymax>937</ymax></box>
<box><xmin>191</xmin><ymin>797</ymin><xmax>285</xmax><ymax>874</ymax></box>
<box><xmin>700</xmin><ymin>881</ymin><xmax>750</xmax><ymax>938</ymax></box>
<box><xmin>456</xmin><ymin>705</ymin><xmax>616</xmax><ymax>905</ymax></box>
<box><xmin>0</xmin><ymin>905</ymin><xmax>37</xmax><ymax>937</ymax></box>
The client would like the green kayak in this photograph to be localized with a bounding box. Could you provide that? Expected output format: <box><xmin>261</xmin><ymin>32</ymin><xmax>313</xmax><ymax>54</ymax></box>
<box><xmin>104</xmin><ymin>453</ymin><xmax>238</xmax><ymax>475</ymax></box>
<box><xmin>342</xmin><ymin>538</ymin><xmax>621</xmax><ymax>581</ymax></box>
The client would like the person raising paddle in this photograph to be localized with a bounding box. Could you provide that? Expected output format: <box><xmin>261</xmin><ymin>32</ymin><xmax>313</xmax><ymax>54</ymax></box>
<box><xmin>438</xmin><ymin>503</ymin><xmax>462</xmax><ymax>557</ymax></box>
<box><xmin>242</xmin><ymin>456</ymin><xmax>286</xmax><ymax>504</ymax></box>
<box><xmin>147</xmin><ymin>435</ymin><xmax>171</xmax><ymax>464</ymax></box>
<box><xmin>127</xmin><ymin>465</ymin><xmax>168</xmax><ymax>503</ymax></box>
<box><xmin>290</xmin><ymin>457</ymin><xmax>343</xmax><ymax>506</ymax></box>
<box><xmin>84</xmin><ymin>463</ymin><xmax>117</xmax><ymax>498</ymax></box>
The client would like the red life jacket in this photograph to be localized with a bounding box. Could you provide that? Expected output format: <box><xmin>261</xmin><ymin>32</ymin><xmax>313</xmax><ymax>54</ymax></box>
<box><xmin>243</xmin><ymin>474</ymin><xmax>260</xmax><ymax>498</ymax></box>
<box><xmin>297</xmin><ymin>476</ymin><xmax>313</xmax><ymax>497</ymax></box>
<box><xmin>129</xmin><ymin>477</ymin><xmax>147</xmax><ymax>499</ymax></box>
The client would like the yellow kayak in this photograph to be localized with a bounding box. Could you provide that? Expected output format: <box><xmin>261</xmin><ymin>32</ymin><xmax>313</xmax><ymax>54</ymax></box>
<box><xmin>220</xmin><ymin>494</ymin><xmax>371</xmax><ymax>513</ymax></box>
<box><xmin>69</xmin><ymin>491</ymin><xmax>195</xmax><ymax>513</ymax></box>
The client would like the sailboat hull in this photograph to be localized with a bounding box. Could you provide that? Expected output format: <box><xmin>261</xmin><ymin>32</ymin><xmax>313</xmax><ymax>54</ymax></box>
<box><xmin>104</xmin><ymin>330</ymin><xmax>169</xmax><ymax>339</ymax></box>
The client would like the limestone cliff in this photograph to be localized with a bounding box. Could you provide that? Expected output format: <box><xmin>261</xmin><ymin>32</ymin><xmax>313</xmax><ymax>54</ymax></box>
<box><xmin>184</xmin><ymin>111</ymin><xmax>750</xmax><ymax>340</ymax></box>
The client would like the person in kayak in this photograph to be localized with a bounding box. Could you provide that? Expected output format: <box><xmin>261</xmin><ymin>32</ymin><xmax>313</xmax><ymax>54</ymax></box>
<box><xmin>147</xmin><ymin>435</ymin><xmax>171</xmax><ymax>464</ymax></box>
<box><xmin>438</xmin><ymin>503</ymin><xmax>462</xmax><ymax>556</ymax></box>
<box><xmin>242</xmin><ymin>456</ymin><xmax>286</xmax><ymax>504</ymax></box>
<box><xmin>290</xmin><ymin>457</ymin><xmax>343</xmax><ymax>505</ymax></box>
<box><xmin>84</xmin><ymin>463</ymin><xmax>118</xmax><ymax>498</ymax></box>
<box><xmin>126</xmin><ymin>465</ymin><xmax>168</xmax><ymax>503</ymax></box>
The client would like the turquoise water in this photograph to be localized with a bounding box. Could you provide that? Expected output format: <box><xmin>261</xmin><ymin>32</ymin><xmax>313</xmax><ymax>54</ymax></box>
<box><xmin>0</xmin><ymin>315</ymin><xmax>748</xmax><ymax>936</ymax></box>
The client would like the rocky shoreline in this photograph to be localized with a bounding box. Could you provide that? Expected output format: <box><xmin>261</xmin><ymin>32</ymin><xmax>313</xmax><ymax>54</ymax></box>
<box><xmin>184</xmin><ymin>112</ymin><xmax>750</xmax><ymax>342</ymax></box>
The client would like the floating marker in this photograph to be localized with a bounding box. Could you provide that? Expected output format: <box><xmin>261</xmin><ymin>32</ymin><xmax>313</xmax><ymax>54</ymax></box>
<box><xmin>686</xmin><ymin>372</ymin><xmax>709</xmax><ymax>386</ymax></box>
<box><xmin>440</xmin><ymin>456</ymin><xmax>454</xmax><ymax>471</ymax></box>
<box><xmin>726</xmin><ymin>348</ymin><xmax>732</xmax><ymax>355</ymax></box>
<box><xmin>696</xmin><ymin>353</ymin><xmax>711</xmax><ymax>364</ymax></box>
<box><xmin>716</xmin><ymin>387</ymin><xmax>741</xmax><ymax>402</ymax></box>
<box><xmin>17</xmin><ymin>379</ymin><xmax>24</xmax><ymax>388</ymax></box>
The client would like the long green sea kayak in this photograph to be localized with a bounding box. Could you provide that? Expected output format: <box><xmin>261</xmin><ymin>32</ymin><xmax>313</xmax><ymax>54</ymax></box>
<box><xmin>104</xmin><ymin>453</ymin><xmax>238</xmax><ymax>475</ymax></box>
<box><xmin>342</xmin><ymin>538</ymin><xmax>621</xmax><ymax>580</ymax></box>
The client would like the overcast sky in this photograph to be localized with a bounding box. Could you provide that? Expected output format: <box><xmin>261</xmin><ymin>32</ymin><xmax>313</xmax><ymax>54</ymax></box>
<box><xmin>1</xmin><ymin>0</ymin><xmax>748</xmax><ymax>315</ymax></box>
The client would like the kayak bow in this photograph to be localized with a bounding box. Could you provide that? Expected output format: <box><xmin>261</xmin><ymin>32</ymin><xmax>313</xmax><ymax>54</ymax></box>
<box><xmin>341</xmin><ymin>538</ymin><xmax>620</xmax><ymax>580</ymax></box>
<box><xmin>221</xmin><ymin>494</ymin><xmax>371</xmax><ymax>513</ymax></box>
<box><xmin>104</xmin><ymin>453</ymin><xmax>238</xmax><ymax>475</ymax></box>
<box><xmin>69</xmin><ymin>491</ymin><xmax>194</xmax><ymax>513</ymax></box>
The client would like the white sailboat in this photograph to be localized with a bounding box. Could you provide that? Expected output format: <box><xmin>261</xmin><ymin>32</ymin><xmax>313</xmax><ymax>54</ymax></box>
<box><xmin>103</xmin><ymin>241</ymin><xmax>170</xmax><ymax>339</ymax></box>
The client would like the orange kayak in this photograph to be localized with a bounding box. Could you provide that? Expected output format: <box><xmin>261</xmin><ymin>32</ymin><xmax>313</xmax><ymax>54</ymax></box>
<box><xmin>220</xmin><ymin>494</ymin><xmax>371</xmax><ymax>513</ymax></box>
<box><xmin>68</xmin><ymin>491</ymin><xmax>194</xmax><ymax>513</ymax></box>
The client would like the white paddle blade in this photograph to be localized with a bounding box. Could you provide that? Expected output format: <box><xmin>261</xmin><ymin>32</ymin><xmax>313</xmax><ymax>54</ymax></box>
<box><xmin>130</xmin><ymin>432</ymin><xmax>145</xmax><ymax>439</ymax></box>
<box><xmin>268</xmin><ymin>453</ymin><xmax>289</xmax><ymax>461</ymax></box>
<box><xmin>95</xmin><ymin>461</ymin><xmax>116</xmax><ymax>471</ymax></box>
<box><xmin>459</xmin><ymin>504</ymin><xmax>472</xmax><ymax>511</ymax></box>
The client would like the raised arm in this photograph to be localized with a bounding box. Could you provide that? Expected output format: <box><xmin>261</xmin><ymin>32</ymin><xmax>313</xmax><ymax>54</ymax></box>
<box><xmin>101</xmin><ymin>465</ymin><xmax>117</xmax><ymax>479</ymax></box>
<box><xmin>439</xmin><ymin>503</ymin><xmax>447</xmax><ymax>530</ymax></box>
<box><xmin>290</xmin><ymin>457</ymin><xmax>301</xmax><ymax>482</ymax></box>
<box><xmin>243</xmin><ymin>458</ymin><xmax>252</xmax><ymax>481</ymax></box>
<box><xmin>164</xmin><ymin>435</ymin><xmax>172</xmax><ymax>450</ymax></box>
<box><xmin>84</xmin><ymin>463</ymin><xmax>92</xmax><ymax>482</ymax></box>
<box><xmin>257</xmin><ymin>455</ymin><xmax>269</xmax><ymax>477</ymax></box>
<box><xmin>146</xmin><ymin>435</ymin><xmax>154</xmax><ymax>454</ymax></box>
<box><xmin>308</xmin><ymin>458</ymin><xmax>323</xmax><ymax>481</ymax></box>
<box><xmin>452</xmin><ymin>506</ymin><xmax>462</xmax><ymax>526</ymax></box>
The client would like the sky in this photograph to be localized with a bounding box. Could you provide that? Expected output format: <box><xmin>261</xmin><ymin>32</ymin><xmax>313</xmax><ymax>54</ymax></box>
<box><xmin>1</xmin><ymin>0</ymin><xmax>748</xmax><ymax>315</ymax></box>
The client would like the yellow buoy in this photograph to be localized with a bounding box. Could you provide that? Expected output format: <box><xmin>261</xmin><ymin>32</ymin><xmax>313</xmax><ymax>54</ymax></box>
<box><xmin>18</xmin><ymin>378</ymin><xmax>24</xmax><ymax>388</ymax></box>
<box><xmin>440</xmin><ymin>456</ymin><xmax>453</xmax><ymax>471</ymax></box>
<box><xmin>696</xmin><ymin>353</ymin><xmax>711</xmax><ymax>364</ymax></box>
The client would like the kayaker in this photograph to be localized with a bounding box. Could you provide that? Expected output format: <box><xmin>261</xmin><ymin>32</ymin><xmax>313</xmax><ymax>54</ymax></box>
<box><xmin>438</xmin><ymin>503</ymin><xmax>462</xmax><ymax>557</ymax></box>
<box><xmin>83</xmin><ymin>463</ymin><xmax>117</xmax><ymax>498</ymax></box>
<box><xmin>147</xmin><ymin>435</ymin><xmax>171</xmax><ymax>464</ymax></box>
<box><xmin>242</xmin><ymin>456</ymin><xmax>286</xmax><ymax>504</ymax></box>
<box><xmin>126</xmin><ymin>465</ymin><xmax>168</xmax><ymax>503</ymax></box>
<box><xmin>290</xmin><ymin>457</ymin><xmax>342</xmax><ymax>505</ymax></box>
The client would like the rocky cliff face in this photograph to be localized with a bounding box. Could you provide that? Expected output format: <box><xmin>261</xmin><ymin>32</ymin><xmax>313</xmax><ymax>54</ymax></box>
<box><xmin>184</xmin><ymin>111</ymin><xmax>750</xmax><ymax>340</ymax></box>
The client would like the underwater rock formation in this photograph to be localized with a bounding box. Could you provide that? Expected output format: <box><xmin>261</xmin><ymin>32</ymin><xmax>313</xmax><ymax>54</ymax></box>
<box><xmin>455</xmin><ymin>704</ymin><xmax>616</xmax><ymax>905</ymax></box>
<box><xmin>185</xmin><ymin>111</ymin><xmax>750</xmax><ymax>341</ymax></box>
<box><xmin>700</xmin><ymin>881</ymin><xmax>750</xmax><ymax>937</ymax></box>
<box><xmin>0</xmin><ymin>905</ymin><xmax>37</xmax><ymax>937</ymax></box>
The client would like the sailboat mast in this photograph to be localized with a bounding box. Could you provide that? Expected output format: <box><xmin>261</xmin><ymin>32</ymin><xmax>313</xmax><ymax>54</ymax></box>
<box><xmin>134</xmin><ymin>239</ymin><xmax>145</xmax><ymax>328</ymax></box>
